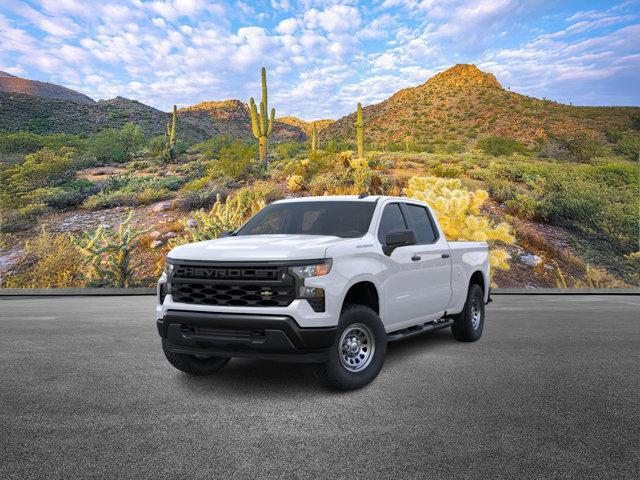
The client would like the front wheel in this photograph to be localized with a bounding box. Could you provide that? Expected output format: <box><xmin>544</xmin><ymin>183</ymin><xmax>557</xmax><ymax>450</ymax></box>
<box><xmin>162</xmin><ymin>339</ymin><xmax>231</xmax><ymax>375</ymax></box>
<box><xmin>314</xmin><ymin>304</ymin><xmax>387</xmax><ymax>390</ymax></box>
<box><xmin>451</xmin><ymin>283</ymin><xmax>485</xmax><ymax>342</ymax></box>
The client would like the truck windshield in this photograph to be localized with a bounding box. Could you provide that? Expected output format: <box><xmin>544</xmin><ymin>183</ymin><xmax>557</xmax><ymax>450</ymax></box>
<box><xmin>236</xmin><ymin>201</ymin><xmax>376</xmax><ymax>238</ymax></box>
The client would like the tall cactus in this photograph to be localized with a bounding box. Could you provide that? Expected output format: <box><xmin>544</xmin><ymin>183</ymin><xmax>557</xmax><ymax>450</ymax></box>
<box><xmin>310</xmin><ymin>121</ymin><xmax>317</xmax><ymax>152</ymax></box>
<box><xmin>165</xmin><ymin>104</ymin><xmax>177</xmax><ymax>161</ymax></box>
<box><xmin>249</xmin><ymin>67</ymin><xmax>275</xmax><ymax>166</ymax></box>
<box><xmin>355</xmin><ymin>102</ymin><xmax>364</xmax><ymax>160</ymax></box>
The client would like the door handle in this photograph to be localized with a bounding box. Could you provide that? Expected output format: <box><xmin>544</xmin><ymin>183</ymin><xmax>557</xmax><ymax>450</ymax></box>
<box><xmin>411</xmin><ymin>255</ymin><xmax>421</xmax><ymax>261</ymax></box>
<box><xmin>441</xmin><ymin>253</ymin><xmax>450</xmax><ymax>258</ymax></box>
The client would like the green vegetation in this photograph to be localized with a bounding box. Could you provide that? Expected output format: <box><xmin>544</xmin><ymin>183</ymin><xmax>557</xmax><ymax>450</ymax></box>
<box><xmin>249</xmin><ymin>67</ymin><xmax>275</xmax><ymax>166</ymax></box>
<box><xmin>478</xmin><ymin>136</ymin><xmax>529</xmax><ymax>156</ymax></box>
<box><xmin>355</xmin><ymin>103</ymin><xmax>364</xmax><ymax>160</ymax></box>
<box><xmin>310</xmin><ymin>122</ymin><xmax>317</xmax><ymax>152</ymax></box>
<box><xmin>88</xmin><ymin>123</ymin><xmax>144</xmax><ymax>162</ymax></box>
<box><xmin>74</xmin><ymin>211</ymin><xmax>148</xmax><ymax>287</ymax></box>
<box><xmin>0</xmin><ymin>131</ymin><xmax>87</xmax><ymax>155</ymax></box>
<box><xmin>165</xmin><ymin>104</ymin><xmax>177</xmax><ymax>162</ymax></box>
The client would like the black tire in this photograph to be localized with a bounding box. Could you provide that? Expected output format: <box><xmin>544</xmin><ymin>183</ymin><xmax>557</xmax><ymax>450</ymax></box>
<box><xmin>451</xmin><ymin>283</ymin><xmax>485</xmax><ymax>342</ymax></box>
<box><xmin>314</xmin><ymin>304</ymin><xmax>387</xmax><ymax>390</ymax></box>
<box><xmin>162</xmin><ymin>339</ymin><xmax>230</xmax><ymax>375</ymax></box>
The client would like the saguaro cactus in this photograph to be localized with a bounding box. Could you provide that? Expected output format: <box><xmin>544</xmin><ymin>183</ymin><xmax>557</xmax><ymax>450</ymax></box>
<box><xmin>249</xmin><ymin>67</ymin><xmax>275</xmax><ymax>166</ymax></box>
<box><xmin>310</xmin><ymin>122</ymin><xmax>317</xmax><ymax>152</ymax></box>
<box><xmin>355</xmin><ymin>102</ymin><xmax>364</xmax><ymax>160</ymax></box>
<box><xmin>165</xmin><ymin>104</ymin><xmax>177</xmax><ymax>161</ymax></box>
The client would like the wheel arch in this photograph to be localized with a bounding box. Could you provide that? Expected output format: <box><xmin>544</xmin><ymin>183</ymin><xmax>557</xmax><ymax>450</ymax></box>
<box><xmin>341</xmin><ymin>280</ymin><xmax>380</xmax><ymax>315</ymax></box>
<box><xmin>468</xmin><ymin>269</ymin><xmax>489</xmax><ymax>303</ymax></box>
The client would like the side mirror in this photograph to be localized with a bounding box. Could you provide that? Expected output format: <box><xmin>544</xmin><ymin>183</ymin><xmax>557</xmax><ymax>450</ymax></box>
<box><xmin>219</xmin><ymin>230</ymin><xmax>235</xmax><ymax>238</ymax></box>
<box><xmin>384</xmin><ymin>229</ymin><xmax>416</xmax><ymax>255</ymax></box>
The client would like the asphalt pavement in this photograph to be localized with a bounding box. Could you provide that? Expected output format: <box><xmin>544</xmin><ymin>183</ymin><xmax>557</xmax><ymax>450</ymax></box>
<box><xmin>1</xmin><ymin>295</ymin><xmax>638</xmax><ymax>479</ymax></box>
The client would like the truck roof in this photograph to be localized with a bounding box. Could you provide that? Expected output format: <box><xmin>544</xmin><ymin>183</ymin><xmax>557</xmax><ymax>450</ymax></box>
<box><xmin>272</xmin><ymin>195</ymin><xmax>405</xmax><ymax>204</ymax></box>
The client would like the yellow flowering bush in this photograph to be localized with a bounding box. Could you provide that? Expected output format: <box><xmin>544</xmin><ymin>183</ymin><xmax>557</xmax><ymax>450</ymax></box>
<box><xmin>404</xmin><ymin>176</ymin><xmax>514</xmax><ymax>270</ymax></box>
<box><xmin>287</xmin><ymin>174</ymin><xmax>305</xmax><ymax>192</ymax></box>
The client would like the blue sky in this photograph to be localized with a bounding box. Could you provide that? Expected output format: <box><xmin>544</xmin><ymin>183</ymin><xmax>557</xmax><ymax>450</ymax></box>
<box><xmin>0</xmin><ymin>0</ymin><xmax>638</xmax><ymax>120</ymax></box>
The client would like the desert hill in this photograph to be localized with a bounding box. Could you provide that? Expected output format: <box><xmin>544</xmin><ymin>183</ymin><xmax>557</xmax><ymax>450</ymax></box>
<box><xmin>276</xmin><ymin>116</ymin><xmax>334</xmax><ymax>135</ymax></box>
<box><xmin>321</xmin><ymin>64</ymin><xmax>639</xmax><ymax>148</ymax></box>
<box><xmin>0</xmin><ymin>71</ymin><xmax>94</xmax><ymax>104</ymax></box>
<box><xmin>179</xmin><ymin>100</ymin><xmax>305</xmax><ymax>142</ymax></box>
<box><xmin>0</xmin><ymin>74</ymin><xmax>305</xmax><ymax>143</ymax></box>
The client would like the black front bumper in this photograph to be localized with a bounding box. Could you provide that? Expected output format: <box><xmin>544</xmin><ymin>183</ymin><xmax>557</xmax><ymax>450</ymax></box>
<box><xmin>157</xmin><ymin>310</ymin><xmax>337</xmax><ymax>363</ymax></box>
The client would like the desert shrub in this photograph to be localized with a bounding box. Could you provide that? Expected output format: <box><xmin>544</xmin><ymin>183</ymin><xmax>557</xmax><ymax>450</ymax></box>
<box><xmin>148</xmin><ymin>135</ymin><xmax>166</xmax><ymax>157</ymax></box>
<box><xmin>74</xmin><ymin>211</ymin><xmax>148</xmax><ymax>287</ymax></box>
<box><xmin>3</xmin><ymin>228</ymin><xmax>85</xmax><ymax>288</ymax></box>
<box><xmin>0</xmin><ymin>131</ymin><xmax>87</xmax><ymax>155</ymax></box>
<box><xmin>212</xmin><ymin>140</ymin><xmax>256</xmax><ymax>178</ymax></box>
<box><xmin>0</xmin><ymin>203</ymin><xmax>46</xmax><ymax>232</ymax></box>
<box><xmin>30</xmin><ymin>178</ymin><xmax>98</xmax><ymax>209</ymax></box>
<box><xmin>88</xmin><ymin>123</ymin><xmax>144</xmax><ymax>163</ymax></box>
<box><xmin>276</xmin><ymin>141</ymin><xmax>306</xmax><ymax>160</ymax></box>
<box><xmin>477</xmin><ymin>136</ymin><xmax>529</xmax><ymax>156</ymax></box>
<box><xmin>615</xmin><ymin>133</ymin><xmax>640</xmax><ymax>160</ymax></box>
<box><xmin>504</xmin><ymin>194</ymin><xmax>539</xmax><ymax>220</ymax></box>
<box><xmin>287</xmin><ymin>174</ymin><xmax>305</xmax><ymax>192</ymax></box>
<box><xmin>280</xmin><ymin>151</ymin><xmax>336</xmax><ymax>180</ymax></box>
<box><xmin>174</xmin><ymin>189</ymin><xmax>227</xmax><ymax>211</ymax></box>
<box><xmin>475</xmin><ymin>158</ymin><xmax>638</xmax><ymax>254</ymax></box>
<box><xmin>432</xmin><ymin>163</ymin><xmax>464</xmax><ymax>178</ymax></box>
<box><xmin>82</xmin><ymin>187</ymin><xmax>173</xmax><ymax>210</ymax></box>
<box><xmin>233</xmin><ymin>181</ymin><xmax>285</xmax><ymax>206</ymax></box>
<box><xmin>0</xmin><ymin>147</ymin><xmax>81</xmax><ymax>208</ymax></box>
<box><xmin>192</xmin><ymin>136</ymin><xmax>236</xmax><ymax>158</ymax></box>
<box><xmin>555</xmin><ymin>132</ymin><xmax>603</xmax><ymax>162</ymax></box>
<box><xmin>404</xmin><ymin>176</ymin><xmax>515</xmax><ymax>271</ymax></box>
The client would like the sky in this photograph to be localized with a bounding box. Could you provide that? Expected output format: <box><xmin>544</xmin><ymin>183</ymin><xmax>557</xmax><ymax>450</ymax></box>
<box><xmin>0</xmin><ymin>0</ymin><xmax>638</xmax><ymax>120</ymax></box>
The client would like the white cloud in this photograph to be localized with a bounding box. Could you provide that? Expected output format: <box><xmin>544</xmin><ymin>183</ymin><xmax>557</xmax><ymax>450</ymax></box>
<box><xmin>271</xmin><ymin>0</ymin><xmax>291</xmax><ymax>11</ymax></box>
<box><xmin>305</xmin><ymin>5</ymin><xmax>361</xmax><ymax>33</ymax></box>
<box><xmin>9</xmin><ymin>2</ymin><xmax>80</xmax><ymax>37</ymax></box>
<box><xmin>276</xmin><ymin>17</ymin><xmax>298</xmax><ymax>35</ymax></box>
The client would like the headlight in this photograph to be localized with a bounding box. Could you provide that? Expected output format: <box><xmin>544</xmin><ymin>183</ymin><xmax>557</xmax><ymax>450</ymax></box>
<box><xmin>289</xmin><ymin>259</ymin><xmax>332</xmax><ymax>279</ymax></box>
<box><xmin>164</xmin><ymin>262</ymin><xmax>174</xmax><ymax>276</ymax></box>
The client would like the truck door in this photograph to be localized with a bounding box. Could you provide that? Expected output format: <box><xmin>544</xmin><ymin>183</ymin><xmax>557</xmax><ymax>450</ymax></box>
<box><xmin>377</xmin><ymin>202</ymin><xmax>432</xmax><ymax>328</ymax></box>
<box><xmin>401</xmin><ymin>202</ymin><xmax>452</xmax><ymax>316</ymax></box>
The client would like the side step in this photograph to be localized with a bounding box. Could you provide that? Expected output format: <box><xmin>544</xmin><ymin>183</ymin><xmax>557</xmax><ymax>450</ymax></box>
<box><xmin>386</xmin><ymin>319</ymin><xmax>454</xmax><ymax>343</ymax></box>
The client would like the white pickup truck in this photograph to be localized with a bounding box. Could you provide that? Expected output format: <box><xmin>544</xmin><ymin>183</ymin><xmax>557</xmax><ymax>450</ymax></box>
<box><xmin>157</xmin><ymin>195</ymin><xmax>490</xmax><ymax>389</ymax></box>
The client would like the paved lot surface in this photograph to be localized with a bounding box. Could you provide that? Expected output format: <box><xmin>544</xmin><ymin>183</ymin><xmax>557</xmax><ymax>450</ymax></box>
<box><xmin>1</xmin><ymin>295</ymin><xmax>639</xmax><ymax>479</ymax></box>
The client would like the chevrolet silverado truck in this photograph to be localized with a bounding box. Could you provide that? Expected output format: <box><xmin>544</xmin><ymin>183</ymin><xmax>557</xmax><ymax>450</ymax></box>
<box><xmin>157</xmin><ymin>195</ymin><xmax>490</xmax><ymax>389</ymax></box>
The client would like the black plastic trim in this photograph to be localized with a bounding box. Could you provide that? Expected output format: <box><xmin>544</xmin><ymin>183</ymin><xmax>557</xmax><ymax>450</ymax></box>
<box><xmin>158</xmin><ymin>310</ymin><xmax>337</xmax><ymax>360</ymax></box>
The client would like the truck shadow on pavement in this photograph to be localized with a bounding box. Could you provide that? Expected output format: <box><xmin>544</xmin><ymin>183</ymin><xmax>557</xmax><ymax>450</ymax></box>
<box><xmin>171</xmin><ymin>329</ymin><xmax>460</xmax><ymax>394</ymax></box>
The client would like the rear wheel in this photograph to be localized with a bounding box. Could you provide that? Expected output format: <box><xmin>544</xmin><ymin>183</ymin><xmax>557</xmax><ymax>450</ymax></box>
<box><xmin>314</xmin><ymin>304</ymin><xmax>387</xmax><ymax>390</ymax></box>
<box><xmin>162</xmin><ymin>339</ymin><xmax>230</xmax><ymax>375</ymax></box>
<box><xmin>451</xmin><ymin>283</ymin><xmax>485</xmax><ymax>342</ymax></box>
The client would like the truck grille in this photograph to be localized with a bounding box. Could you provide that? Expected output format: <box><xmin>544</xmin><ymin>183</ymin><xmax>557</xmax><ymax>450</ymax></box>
<box><xmin>169</xmin><ymin>262</ymin><xmax>295</xmax><ymax>307</ymax></box>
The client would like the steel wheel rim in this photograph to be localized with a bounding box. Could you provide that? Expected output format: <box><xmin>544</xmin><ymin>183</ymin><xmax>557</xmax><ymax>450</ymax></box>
<box><xmin>338</xmin><ymin>323</ymin><xmax>375</xmax><ymax>372</ymax></box>
<box><xmin>471</xmin><ymin>298</ymin><xmax>482</xmax><ymax>330</ymax></box>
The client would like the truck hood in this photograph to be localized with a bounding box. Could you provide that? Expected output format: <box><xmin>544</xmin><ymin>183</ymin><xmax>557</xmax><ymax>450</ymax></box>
<box><xmin>167</xmin><ymin>234</ymin><xmax>346</xmax><ymax>262</ymax></box>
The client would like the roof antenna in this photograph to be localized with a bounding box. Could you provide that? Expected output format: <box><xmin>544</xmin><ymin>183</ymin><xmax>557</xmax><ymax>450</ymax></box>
<box><xmin>358</xmin><ymin>193</ymin><xmax>368</xmax><ymax>199</ymax></box>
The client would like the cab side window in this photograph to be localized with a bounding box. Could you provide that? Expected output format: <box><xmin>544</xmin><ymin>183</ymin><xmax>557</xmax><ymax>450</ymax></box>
<box><xmin>404</xmin><ymin>204</ymin><xmax>437</xmax><ymax>244</ymax></box>
<box><xmin>377</xmin><ymin>203</ymin><xmax>407</xmax><ymax>244</ymax></box>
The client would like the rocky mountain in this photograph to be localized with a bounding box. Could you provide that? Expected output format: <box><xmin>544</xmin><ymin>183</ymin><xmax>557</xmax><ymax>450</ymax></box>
<box><xmin>321</xmin><ymin>64</ymin><xmax>640</xmax><ymax>148</ymax></box>
<box><xmin>0</xmin><ymin>71</ymin><xmax>94</xmax><ymax>104</ymax></box>
<box><xmin>179</xmin><ymin>100</ymin><xmax>306</xmax><ymax>142</ymax></box>
<box><xmin>0</xmin><ymin>77</ymin><xmax>305</xmax><ymax>143</ymax></box>
<box><xmin>276</xmin><ymin>116</ymin><xmax>334</xmax><ymax>135</ymax></box>
<box><xmin>0</xmin><ymin>91</ymin><xmax>209</xmax><ymax>141</ymax></box>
